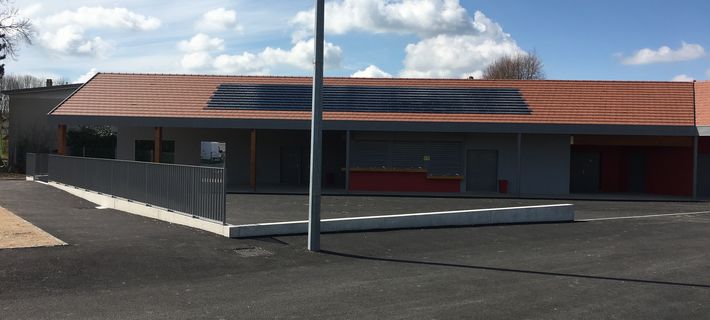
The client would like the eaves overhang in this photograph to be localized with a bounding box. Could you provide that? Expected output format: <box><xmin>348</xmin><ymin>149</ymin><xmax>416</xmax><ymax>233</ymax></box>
<box><xmin>48</xmin><ymin>114</ymin><xmax>700</xmax><ymax>137</ymax></box>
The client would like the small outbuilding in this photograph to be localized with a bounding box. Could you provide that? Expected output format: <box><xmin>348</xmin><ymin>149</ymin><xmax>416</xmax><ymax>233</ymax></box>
<box><xmin>2</xmin><ymin>83</ymin><xmax>82</xmax><ymax>170</ymax></box>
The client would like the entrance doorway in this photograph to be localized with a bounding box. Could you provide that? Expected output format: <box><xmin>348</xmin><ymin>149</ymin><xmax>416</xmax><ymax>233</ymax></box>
<box><xmin>570</xmin><ymin>150</ymin><xmax>600</xmax><ymax>193</ymax></box>
<box><xmin>627</xmin><ymin>151</ymin><xmax>646</xmax><ymax>193</ymax></box>
<box><xmin>280</xmin><ymin>145</ymin><xmax>305</xmax><ymax>185</ymax></box>
<box><xmin>466</xmin><ymin>149</ymin><xmax>498</xmax><ymax>192</ymax></box>
<box><xmin>200</xmin><ymin>141</ymin><xmax>226</xmax><ymax>167</ymax></box>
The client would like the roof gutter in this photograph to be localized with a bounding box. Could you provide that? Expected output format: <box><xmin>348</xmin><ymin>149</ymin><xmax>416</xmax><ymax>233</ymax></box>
<box><xmin>47</xmin><ymin>114</ymin><xmax>700</xmax><ymax>137</ymax></box>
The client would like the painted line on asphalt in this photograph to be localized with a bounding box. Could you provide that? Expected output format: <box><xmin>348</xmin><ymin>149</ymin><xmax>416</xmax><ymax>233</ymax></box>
<box><xmin>578</xmin><ymin>211</ymin><xmax>710</xmax><ymax>222</ymax></box>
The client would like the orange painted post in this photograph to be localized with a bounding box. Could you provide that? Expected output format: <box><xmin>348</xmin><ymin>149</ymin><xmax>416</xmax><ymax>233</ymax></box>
<box><xmin>154</xmin><ymin>127</ymin><xmax>162</xmax><ymax>163</ymax></box>
<box><xmin>57</xmin><ymin>124</ymin><xmax>67</xmax><ymax>155</ymax></box>
<box><xmin>250</xmin><ymin>129</ymin><xmax>256</xmax><ymax>191</ymax></box>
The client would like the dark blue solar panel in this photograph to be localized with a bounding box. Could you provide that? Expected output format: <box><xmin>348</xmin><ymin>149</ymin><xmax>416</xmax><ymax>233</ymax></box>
<box><xmin>207</xmin><ymin>84</ymin><xmax>530</xmax><ymax>114</ymax></box>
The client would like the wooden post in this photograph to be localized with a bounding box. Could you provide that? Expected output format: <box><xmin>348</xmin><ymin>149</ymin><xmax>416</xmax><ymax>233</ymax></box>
<box><xmin>57</xmin><ymin>124</ymin><xmax>67</xmax><ymax>155</ymax></box>
<box><xmin>250</xmin><ymin>129</ymin><xmax>256</xmax><ymax>191</ymax></box>
<box><xmin>153</xmin><ymin>127</ymin><xmax>162</xmax><ymax>163</ymax></box>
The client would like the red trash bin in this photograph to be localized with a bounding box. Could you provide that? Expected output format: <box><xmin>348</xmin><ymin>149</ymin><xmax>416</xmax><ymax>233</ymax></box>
<box><xmin>498</xmin><ymin>180</ymin><xmax>509</xmax><ymax>193</ymax></box>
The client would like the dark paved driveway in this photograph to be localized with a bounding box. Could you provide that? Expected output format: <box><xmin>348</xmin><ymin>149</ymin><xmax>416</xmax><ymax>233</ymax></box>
<box><xmin>2</xmin><ymin>180</ymin><xmax>710</xmax><ymax>319</ymax></box>
<box><xmin>227</xmin><ymin>193</ymin><xmax>710</xmax><ymax>224</ymax></box>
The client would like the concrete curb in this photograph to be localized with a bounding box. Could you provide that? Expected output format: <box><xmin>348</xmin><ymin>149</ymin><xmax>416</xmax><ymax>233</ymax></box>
<box><xmin>229</xmin><ymin>204</ymin><xmax>575</xmax><ymax>238</ymax></box>
<box><xmin>43</xmin><ymin>181</ymin><xmax>574</xmax><ymax>239</ymax></box>
<box><xmin>47</xmin><ymin>181</ymin><xmax>231</xmax><ymax>237</ymax></box>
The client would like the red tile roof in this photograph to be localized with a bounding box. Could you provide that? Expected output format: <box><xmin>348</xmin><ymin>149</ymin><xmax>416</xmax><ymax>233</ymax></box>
<box><xmin>696</xmin><ymin>81</ymin><xmax>710</xmax><ymax>126</ymax></box>
<box><xmin>50</xmin><ymin>73</ymin><xmax>697</xmax><ymax>126</ymax></box>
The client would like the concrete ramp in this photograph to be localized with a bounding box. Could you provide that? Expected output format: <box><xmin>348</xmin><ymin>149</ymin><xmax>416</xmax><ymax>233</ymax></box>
<box><xmin>229</xmin><ymin>204</ymin><xmax>574</xmax><ymax>238</ymax></box>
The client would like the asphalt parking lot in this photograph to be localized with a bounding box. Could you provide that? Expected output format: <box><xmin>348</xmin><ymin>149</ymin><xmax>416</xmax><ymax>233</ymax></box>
<box><xmin>227</xmin><ymin>193</ymin><xmax>710</xmax><ymax>224</ymax></box>
<box><xmin>2</xmin><ymin>180</ymin><xmax>710</xmax><ymax>319</ymax></box>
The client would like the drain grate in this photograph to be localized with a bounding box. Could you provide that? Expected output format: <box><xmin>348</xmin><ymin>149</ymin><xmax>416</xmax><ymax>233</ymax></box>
<box><xmin>233</xmin><ymin>246</ymin><xmax>273</xmax><ymax>257</ymax></box>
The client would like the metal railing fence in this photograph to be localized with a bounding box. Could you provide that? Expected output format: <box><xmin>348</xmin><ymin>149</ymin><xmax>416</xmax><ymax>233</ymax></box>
<box><xmin>25</xmin><ymin>153</ymin><xmax>48</xmax><ymax>178</ymax></box>
<box><xmin>48</xmin><ymin>155</ymin><xmax>226</xmax><ymax>224</ymax></box>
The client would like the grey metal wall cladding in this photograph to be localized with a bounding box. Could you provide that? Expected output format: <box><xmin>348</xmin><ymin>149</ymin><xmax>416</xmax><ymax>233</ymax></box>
<box><xmin>391</xmin><ymin>141</ymin><xmax>426</xmax><ymax>168</ymax></box>
<box><xmin>351</xmin><ymin>140</ymin><xmax>463</xmax><ymax>176</ymax></box>
<box><xmin>428</xmin><ymin>142</ymin><xmax>463</xmax><ymax>175</ymax></box>
<box><xmin>351</xmin><ymin>140</ymin><xmax>390</xmax><ymax>167</ymax></box>
<box><xmin>48</xmin><ymin>155</ymin><xmax>226</xmax><ymax>224</ymax></box>
<box><xmin>25</xmin><ymin>153</ymin><xmax>48</xmax><ymax>178</ymax></box>
<box><xmin>208</xmin><ymin>84</ymin><xmax>531</xmax><ymax>114</ymax></box>
<box><xmin>25</xmin><ymin>153</ymin><xmax>36</xmax><ymax>176</ymax></box>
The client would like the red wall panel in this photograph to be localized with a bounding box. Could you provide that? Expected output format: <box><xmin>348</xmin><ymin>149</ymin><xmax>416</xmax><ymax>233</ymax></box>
<box><xmin>600</xmin><ymin>147</ymin><xmax>628</xmax><ymax>193</ymax></box>
<box><xmin>699</xmin><ymin>137</ymin><xmax>710</xmax><ymax>154</ymax></box>
<box><xmin>573</xmin><ymin>144</ymin><xmax>693</xmax><ymax>196</ymax></box>
<box><xmin>349</xmin><ymin>171</ymin><xmax>461</xmax><ymax>193</ymax></box>
<box><xmin>645</xmin><ymin>147</ymin><xmax>693</xmax><ymax>196</ymax></box>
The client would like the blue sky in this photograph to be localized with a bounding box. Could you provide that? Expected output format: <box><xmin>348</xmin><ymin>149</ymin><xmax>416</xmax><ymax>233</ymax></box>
<box><xmin>5</xmin><ymin>0</ymin><xmax>710</xmax><ymax>83</ymax></box>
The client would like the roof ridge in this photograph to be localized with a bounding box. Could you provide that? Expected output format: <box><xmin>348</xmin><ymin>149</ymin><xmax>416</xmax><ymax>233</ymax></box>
<box><xmin>95</xmin><ymin>72</ymin><xmax>692</xmax><ymax>84</ymax></box>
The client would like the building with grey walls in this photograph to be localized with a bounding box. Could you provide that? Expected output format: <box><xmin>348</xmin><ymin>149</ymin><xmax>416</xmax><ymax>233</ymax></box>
<box><xmin>2</xmin><ymin>83</ymin><xmax>80</xmax><ymax>170</ymax></box>
<box><xmin>46</xmin><ymin>73</ymin><xmax>710</xmax><ymax>198</ymax></box>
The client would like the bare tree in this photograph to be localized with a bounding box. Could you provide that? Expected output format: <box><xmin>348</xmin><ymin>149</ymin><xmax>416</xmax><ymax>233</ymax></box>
<box><xmin>0</xmin><ymin>0</ymin><xmax>33</xmax><ymax>78</ymax></box>
<box><xmin>1</xmin><ymin>74</ymin><xmax>68</xmax><ymax>91</ymax></box>
<box><xmin>482</xmin><ymin>51</ymin><xmax>545</xmax><ymax>80</ymax></box>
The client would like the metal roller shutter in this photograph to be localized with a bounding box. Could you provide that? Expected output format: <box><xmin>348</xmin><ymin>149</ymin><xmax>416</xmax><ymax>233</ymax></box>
<box><xmin>351</xmin><ymin>140</ymin><xmax>389</xmax><ymax>168</ymax></box>
<box><xmin>428</xmin><ymin>141</ymin><xmax>463</xmax><ymax>176</ymax></box>
<box><xmin>391</xmin><ymin>141</ymin><xmax>426</xmax><ymax>168</ymax></box>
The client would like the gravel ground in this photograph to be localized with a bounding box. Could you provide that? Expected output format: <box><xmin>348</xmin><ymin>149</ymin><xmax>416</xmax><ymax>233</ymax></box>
<box><xmin>0</xmin><ymin>172</ymin><xmax>25</xmax><ymax>180</ymax></box>
<box><xmin>0</xmin><ymin>205</ymin><xmax>65</xmax><ymax>249</ymax></box>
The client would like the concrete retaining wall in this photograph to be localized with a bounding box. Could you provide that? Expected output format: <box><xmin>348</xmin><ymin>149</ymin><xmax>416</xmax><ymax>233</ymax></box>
<box><xmin>229</xmin><ymin>204</ymin><xmax>575</xmax><ymax>238</ymax></box>
<box><xmin>47</xmin><ymin>181</ymin><xmax>230</xmax><ymax>237</ymax></box>
<box><xmin>44</xmin><ymin>181</ymin><xmax>574</xmax><ymax>239</ymax></box>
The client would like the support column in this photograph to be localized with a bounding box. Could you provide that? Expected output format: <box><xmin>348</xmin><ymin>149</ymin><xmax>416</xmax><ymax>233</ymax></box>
<box><xmin>693</xmin><ymin>136</ymin><xmax>699</xmax><ymax>199</ymax></box>
<box><xmin>57</xmin><ymin>124</ymin><xmax>67</xmax><ymax>155</ymax></box>
<box><xmin>517</xmin><ymin>133</ymin><xmax>522</xmax><ymax>197</ymax></box>
<box><xmin>153</xmin><ymin>127</ymin><xmax>162</xmax><ymax>163</ymax></box>
<box><xmin>250</xmin><ymin>129</ymin><xmax>256</xmax><ymax>191</ymax></box>
<box><xmin>345</xmin><ymin>130</ymin><xmax>351</xmax><ymax>193</ymax></box>
<box><xmin>308</xmin><ymin>0</ymin><xmax>325</xmax><ymax>252</ymax></box>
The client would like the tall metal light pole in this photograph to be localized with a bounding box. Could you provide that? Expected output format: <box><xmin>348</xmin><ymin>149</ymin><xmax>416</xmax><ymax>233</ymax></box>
<box><xmin>308</xmin><ymin>0</ymin><xmax>325</xmax><ymax>252</ymax></box>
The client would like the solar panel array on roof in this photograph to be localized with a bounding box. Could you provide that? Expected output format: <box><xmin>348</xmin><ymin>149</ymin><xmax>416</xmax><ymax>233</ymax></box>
<box><xmin>207</xmin><ymin>84</ymin><xmax>531</xmax><ymax>114</ymax></box>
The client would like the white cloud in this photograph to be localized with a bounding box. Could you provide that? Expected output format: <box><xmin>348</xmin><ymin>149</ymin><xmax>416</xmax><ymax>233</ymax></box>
<box><xmin>706</xmin><ymin>68</ymin><xmax>710</xmax><ymax>78</ymax></box>
<box><xmin>177</xmin><ymin>34</ymin><xmax>343</xmax><ymax>74</ymax></box>
<box><xmin>196</xmin><ymin>8</ymin><xmax>240</xmax><ymax>32</ymax></box>
<box><xmin>671</xmin><ymin>74</ymin><xmax>694</xmax><ymax>82</ymax></box>
<box><xmin>351</xmin><ymin>65</ymin><xmax>392</xmax><ymax>78</ymax></box>
<box><xmin>34</xmin><ymin>6</ymin><xmax>161</xmax><ymax>58</ymax></box>
<box><xmin>400</xmin><ymin>11</ymin><xmax>523</xmax><ymax>78</ymax></box>
<box><xmin>75</xmin><ymin>68</ymin><xmax>98</xmax><ymax>83</ymax></box>
<box><xmin>41</xmin><ymin>6</ymin><xmax>161</xmax><ymax>30</ymax></box>
<box><xmin>292</xmin><ymin>0</ymin><xmax>471</xmax><ymax>40</ymax></box>
<box><xmin>19</xmin><ymin>3</ymin><xmax>43</xmax><ymax>17</ymax></box>
<box><xmin>178</xmin><ymin>33</ymin><xmax>225</xmax><ymax>52</ymax></box>
<box><xmin>293</xmin><ymin>1</ymin><xmax>523</xmax><ymax>79</ymax></box>
<box><xmin>212</xmin><ymin>52</ymin><xmax>265</xmax><ymax>74</ymax></box>
<box><xmin>211</xmin><ymin>38</ymin><xmax>343</xmax><ymax>74</ymax></box>
<box><xmin>181</xmin><ymin>52</ymin><xmax>216</xmax><ymax>70</ymax></box>
<box><xmin>622</xmin><ymin>42</ymin><xmax>705</xmax><ymax>65</ymax></box>
<box><xmin>38</xmin><ymin>25</ymin><xmax>114</xmax><ymax>58</ymax></box>
<box><xmin>260</xmin><ymin>38</ymin><xmax>342</xmax><ymax>70</ymax></box>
